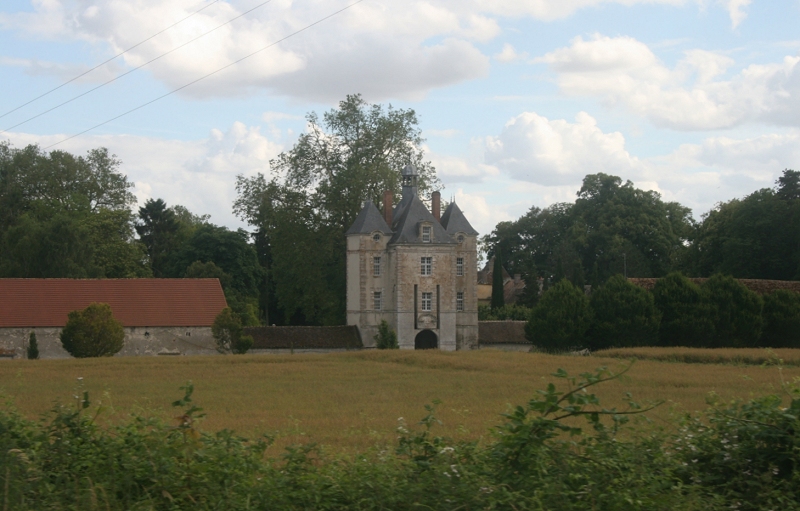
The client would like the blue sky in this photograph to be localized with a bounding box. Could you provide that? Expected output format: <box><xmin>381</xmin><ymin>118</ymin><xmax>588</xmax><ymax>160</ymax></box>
<box><xmin>2</xmin><ymin>0</ymin><xmax>799</xmax><ymax>236</ymax></box>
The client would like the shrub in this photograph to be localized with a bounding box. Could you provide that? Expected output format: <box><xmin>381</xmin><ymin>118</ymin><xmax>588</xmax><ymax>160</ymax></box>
<box><xmin>652</xmin><ymin>272</ymin><xmax>715</xmax><ymax>347</ymax></box>
<box><xmin>212</xmin><ymin>307</ymin><xmax>254</xmax><ymax>354</ymax></box>
<box><xmin>761</xmin><ymin>289</ymin><xmax>800</xmax><ymax>347</ymax></box>
<box><xmin>702</xmin><ymin>274</ymin><xmax>763</xmax><ymax>347</ymax></box>
<box><xmin>60</xmin><ymin>302</ymin><xmax>124</xmax><ymax>358</ymax></box>
<box><xmin>525</xmin><ymin>279</ymin><xmax>592</xmax><ymax>352</ymax></box>
<box><xmin>479</xmin><ymin>303</ymin><xmax>532</xmax><ymax>321</ymax></box>
<box><xmin>374</xmin><ymin>320</ymin><xmax>398</xmax><ymax>349</ymax></box>
<box><xmin>588</xmin><ymin>275</ymin><xmax>661</xmax><ymax>350</ymax></box>
<box><xmin>26</xmin><ymin>332</ymin><xmax>39</xmax><ymax>360</ymax></box>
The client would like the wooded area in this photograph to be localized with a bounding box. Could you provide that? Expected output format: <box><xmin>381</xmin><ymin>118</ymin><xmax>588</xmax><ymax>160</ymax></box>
<box><xmin>2</xmin><ymin>94</ymin><xmax>799</xmax><ymax>326</ymax></box>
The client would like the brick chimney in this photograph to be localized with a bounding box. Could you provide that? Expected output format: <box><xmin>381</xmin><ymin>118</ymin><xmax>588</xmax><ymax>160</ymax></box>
<box><xmin>383</xmin><ymin>190</ymin><xmax>393</xmax><ymax>226</ymax></box>
<box><xmin>432</xmin><ymin>191</ymin><xmax>441</xmax><ymax>222</ymax></box>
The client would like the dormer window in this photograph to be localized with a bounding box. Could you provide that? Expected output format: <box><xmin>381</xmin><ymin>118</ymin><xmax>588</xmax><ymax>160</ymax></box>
<box><xmin>421</xmin><ymin>225</ymin><xmax>432</xmax><ymax>243</ymax></box>
<box><xmin>372</xmin><ymin>233</ymin><xmax>381</xmax><ymax>242</ymax></box>
<box><xmin>457</xmin><ymin>234</ymin><xmax>465</xmax><ymax>244</ymax></box>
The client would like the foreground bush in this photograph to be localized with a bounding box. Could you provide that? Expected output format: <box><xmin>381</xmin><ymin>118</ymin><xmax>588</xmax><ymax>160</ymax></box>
<box><xmin>374</xmin><ymin>319</ymin><xmax>398</xmax><ymax>349</ymax></box>
<box><xmin>702</xmin><ymin>274</ymin><xmax>763</xmax><ymax>347</ymax></box>
<box><xmin>525</xmin><ymin>279</ymin><xmax>591</xmax><ymax>352</ymax></box>
<box><xmin>761</xmin><ymin>289</ymin><xmax>800</xmax><ymax>347</ymax></box>
<box><xmin>60</xmin><ymin>302</ymin><xmax>124</xmax><ymax>358</ymax></box>
<box><xmin>1</xmin><ymin>367</ymin><xmax>797</xmax><ymax>510</ymax></box>
<box><xmin>588</xmin><ymin>274</ymin><xmax>661</xmax><ymax>350</ymax></box>
<box><xmin>652</xmin><ymin>272</ymin><xmax>715</xmax><ymax>346</ymax></box>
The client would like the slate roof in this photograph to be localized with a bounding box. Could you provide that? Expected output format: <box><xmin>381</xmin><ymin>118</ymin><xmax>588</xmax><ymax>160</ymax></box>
<box><xmin>0</xmin><ymin>279</ymin><xmax>228</xmax><ymax>328</ymax></box>
<box><xmin>345</xmin><ymin>201</ymin><xmax>392</xmax><ymax>235</ymax></box>
<box><xmin>389</xmin><ymin>194</ymin><xmax>455</xmax><ymax>244</ymax></box>
<box><xmin>440</xmin><ymin>202</ymin><xmax>479</xmax><ymax>236</ymax></box>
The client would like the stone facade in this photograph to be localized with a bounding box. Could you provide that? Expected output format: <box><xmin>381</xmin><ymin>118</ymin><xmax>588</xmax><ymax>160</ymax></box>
<box><xmin>0</xmin><ymin>326</ymin><xmax>217</xmax><ymax>359</ymax></box>
<box><xmin>346</xmin><ymin>165</ymin><xmax>479</xmax><ymax>350</ymax></box>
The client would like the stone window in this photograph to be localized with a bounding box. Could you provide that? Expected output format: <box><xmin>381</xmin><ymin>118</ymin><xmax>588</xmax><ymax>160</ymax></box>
<box><xmin>372</xmin><ymin>233</ymin><xmax>381</xmax><ymax>242</ymax></box>
<box><xmin>420</xmin><ymin>256</ymin><xmax>432</xmax><ymax>276</ymax></box>
<box><xmin>421</xmin><ymin>225</ymin><xmax>432</xmax><ymax>243</ymax></box>
<box><xmin>421</xmin><ymin>291</ymin><xmax>432</xmax><ymax>311</ymax></box>
<box><xmin>456</xmin><ymin>257</ymin><xmax>464</xmax><ymax>276</ymax></box>
<box><xmin>373</xmin><ymin>291</ymin><xmax>382</xmax><ymax>310</ymax></box>
<box><xmin>456</xmin><ymin>291</ymin><xmax>464</xmax><ymax>311</ymax></box>
<box><xmin>457</xmin><ymin>234</ymin><xmax>465</xmax><ymax>244</ymax></box>
<box><xmin>373</xmin><ymin>256</ymin><xmax>381</xmax><ymax>276</ymax></box>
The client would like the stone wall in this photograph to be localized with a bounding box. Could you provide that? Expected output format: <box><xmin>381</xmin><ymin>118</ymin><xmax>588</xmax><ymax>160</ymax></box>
<box><xmin>478</xmin><ymin>321</ymin><xmax>529</xmax><ymax>346</ymax></box>
<box><xmin>245</xmin><ymin>325</ymin><xmax>363</xmax><ymax>350</ymax></box>
<box><xmin>628</xmin><ymin>278</ymin><xmax>800</xmax><ymax>295</ymax></box>
<box><xmin>0</xmin><ymin>326</ymin><xmax>216</xmax><ymax>359</ymax></box>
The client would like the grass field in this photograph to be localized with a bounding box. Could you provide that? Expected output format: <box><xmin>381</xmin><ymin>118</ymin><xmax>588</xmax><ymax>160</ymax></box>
<box><xmin>1</xmin><ymin>349</ymin><xmax>798</xmax><ymax>453</ymax></box>
<box><xmin>596</xmin><ymin>347</ymin><xmax>800</xmax><ymax>366</ymax></box>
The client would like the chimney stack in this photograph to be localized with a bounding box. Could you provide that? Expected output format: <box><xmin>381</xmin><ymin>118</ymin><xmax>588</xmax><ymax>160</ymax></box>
<box><xmin>383</xmin><ymin>190</ymin><xmax>393</xmax><ymax>226</ymax></box>
<box><xmin>432</xmin><ymin>191</ymin><xmax>441</xmax><ymax>222</ymax></box>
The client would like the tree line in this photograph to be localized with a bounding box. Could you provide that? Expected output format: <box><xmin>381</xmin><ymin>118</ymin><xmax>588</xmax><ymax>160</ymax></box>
<box><xmin>485</xmin><ymin>170</ymin><xmax>800</xmax><ymax>306</ymax></box>
<box><xmin>2</xmin><ymin>93</ymin><xmax>799</xmax><ymax>327</ymax></box>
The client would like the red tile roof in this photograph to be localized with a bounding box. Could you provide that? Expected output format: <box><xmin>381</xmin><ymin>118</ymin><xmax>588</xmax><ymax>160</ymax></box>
<box><xmin>0</xmin><ymin>279</ymin><xmax>228</xmax><ymax>328</ymax></box>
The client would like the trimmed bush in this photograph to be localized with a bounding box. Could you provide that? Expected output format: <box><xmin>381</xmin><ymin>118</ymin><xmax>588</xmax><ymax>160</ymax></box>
<box><xmin>525</xmin><ymin>279</ymin><xmax>592</xmax><ymax>352</ymax></box>
<box><xmin>702</xmin><ymin>274</ymin><xmax>763</xmax><ymax>348</ymax></box>
<box><xmin>374</xmin><ymin>320</ymin><xmax>399</xmax><ymax>349</ymax></box>
<box><xmin>761</xmin><ymin>289</ymin><xmax>800</xmax><ymax>348</ymax></box>
<box><xmin>60</xmin><ymin>302</ymin><xmax>125</xmax><ymax>358</ymax></box>
<box><xmin>479</xmin><ymin>304</ymin><xmax>532</xmax><ymax>321</ymax></box>
<box><xmin>652</xmin><ymin>272</ymin><xmax>715</xmax><ymax>347</ymax></box>
<box><xmin>26</xmin><ymin>332</ymin><xmax>39</xmax><ymax>360</ymax></box>
<box><xmin>588</xmin><ymin>274</ymin><xmax>661</xmax><ymax>350</ymax></box>
<box><xmin>212</xmin><ymin>307</ymin><xmax>254</xmax><ymax>354</ymax></box>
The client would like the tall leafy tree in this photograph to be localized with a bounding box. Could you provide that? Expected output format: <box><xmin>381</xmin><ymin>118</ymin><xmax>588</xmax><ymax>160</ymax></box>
<box><xmin>234</xmin><ymin>94</ymin><xmax>439</xmax><ymax>325</ymax></box>
<box><xmin>136</xmin><ymin>199</ymin><xmax>181</xmax><ymax>277</ymax></box>
<box><xmin>491</xmin><ymin>250</ymin><xmax>505</xmax><ymax>310</ymax></box>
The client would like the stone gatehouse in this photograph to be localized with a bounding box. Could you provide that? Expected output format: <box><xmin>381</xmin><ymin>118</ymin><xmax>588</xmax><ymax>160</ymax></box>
<box><xmin>346</xmin><ymin>164</ymin><xmax>479</xmax><ymax>350</ymax></box>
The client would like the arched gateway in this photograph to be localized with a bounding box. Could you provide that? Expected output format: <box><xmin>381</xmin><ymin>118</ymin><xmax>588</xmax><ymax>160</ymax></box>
<box><xmin>414</xmin><ymin>329</ymin><xmax>438</xmax><ymax>350</ymax></box>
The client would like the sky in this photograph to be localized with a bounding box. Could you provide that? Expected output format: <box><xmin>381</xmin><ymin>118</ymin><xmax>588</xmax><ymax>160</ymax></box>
<box><xmin>2</xmin><ymin>0</ymin><xmax>800</xmax><ymax>237</ymax></box>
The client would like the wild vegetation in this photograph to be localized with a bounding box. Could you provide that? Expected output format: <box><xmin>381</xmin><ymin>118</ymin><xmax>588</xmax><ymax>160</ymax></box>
<box><xmin>1</xmin><ymin>354</ymin><xmax>798</xmax><ymax>510</ymax></box>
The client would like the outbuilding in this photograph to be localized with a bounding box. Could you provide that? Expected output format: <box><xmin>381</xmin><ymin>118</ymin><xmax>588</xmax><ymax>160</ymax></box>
<box><xmin>0</xmin><ymin>278</ymin><xmax>227</xmax><ymax>359</ymax></box>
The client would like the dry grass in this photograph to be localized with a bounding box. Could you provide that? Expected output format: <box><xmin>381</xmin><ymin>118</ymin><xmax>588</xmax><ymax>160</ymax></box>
<box><xmin>596</xmin><ymin>347</ymin><xmax>800</xmax><ymax>366</ymax></box>
<box><xmin>1</xmin><ymin>350</ymin><xmax>798</xmax><ymax>453</ymax></box>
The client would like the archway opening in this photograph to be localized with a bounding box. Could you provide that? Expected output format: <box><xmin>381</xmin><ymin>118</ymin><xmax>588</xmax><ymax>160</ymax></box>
<box><xmin>414</xmin><ymin>329</ymin><xmax>438</xmax><ymax>350</ymax></box>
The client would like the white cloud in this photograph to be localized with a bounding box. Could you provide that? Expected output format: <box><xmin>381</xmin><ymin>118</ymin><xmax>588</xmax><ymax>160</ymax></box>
<box><xmin>718</xmin><ymin>0</ymin><xmax>751</xmax><ymax>29</ymax></box>
<box><xmin>0</xmin><ymin>0</ymin><xmax>749</xmax><ymax>103</ymax></box>
<box><xmin>494</xmin><ymin>43</ymin><xmax>528</xmax><ymax>63</ymax></box>
<box><xmin>3</xmin><ymin>121</ymin><xmax>283</xmax><ymax>228</ymax></box>
<box><xmin>536</xmin><ymin>34</ymin><xmax>800</xmax><ymax>130</ymax></box>
<box><xmin>484</xmin><ymin>111</ymin><xmax>644</xmax><ymax>185</ymax></box>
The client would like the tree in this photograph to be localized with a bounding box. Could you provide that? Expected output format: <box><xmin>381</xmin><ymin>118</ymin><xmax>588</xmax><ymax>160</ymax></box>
<box><xmin>60</xmin><ymin>303</ymin><xmax>124</xmax><ymax>358</ymax></box>
<box><xmin>234</xmin><ymin>94</ymin><xmax>440</xmax><ymax>325</ymax></box>
<box><xmin>212</xmin><ymin>307</ymin><xmax>254</xmax><ymax>354</ymax></box>
<box><xmin>136</xmin><ymin>199</ymin><xmax>180</xmax><ymax>277</ymax></box>
<box><xmin>652</xmin><ymin>272</ymin><xmax>715</xmax><ymax>347</ymax></box>
<box><xmin>588</xmin><ymin>275</ymin><xmax>661</xmax><ymax>350</ymax></box>
<box><xmin>701</xmin><ymin>274</ymin><xmax>763</xmax><ymax>348</ymax></box>
<box><xmin>26</xmin><ymin>332</ymin><xmax>39</xmax><ymax>360</ymax></box>
<box><xmin>491</xmin><ymin>251</ymin><xmax>505</xmax><ymax>310</ymax></box>
<box><xmin>526</xmin><ymin>279</ymin><xmax>592</xmax><ymax>352</ymax></box>
<box><xmin>760</xmin><ymin>289</ymin><xmax>800</xmax><ymax>348</ymax></box>
<box><xmin>374</xmin><ymin>320</ymin><xmax>398</xmax><ymax>349</ymax></box>
<box><xmin>168</xmin><ymin>224</ymin><xmax>262</xmax><ymax>326</ymax></box>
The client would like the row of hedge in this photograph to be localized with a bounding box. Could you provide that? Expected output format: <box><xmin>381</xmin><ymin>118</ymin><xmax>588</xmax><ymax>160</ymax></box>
<box><xmin>2</xmin><ymin>369</ymin><xmax>798</xmax><ymax>510</ymax></box>
<box><xmin>525</xmin><ymin>273</ymin><xmax>800</xmax><ymax>351</ymax></box>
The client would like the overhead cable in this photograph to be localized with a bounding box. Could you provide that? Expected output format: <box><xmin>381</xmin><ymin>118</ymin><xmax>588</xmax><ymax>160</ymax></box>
<box><xmin>0</xmin><ymin>0</ymin><xmax>220</xmax><ymax>121</ymax></box>
<box><xmin>1</xmin><ymin>0</ymin><xmax>275</xmax><ymax>135</ymax></box>
<box><xmin>43</xmin><ymin>0</ymin><xmax>367</xmax><ymax>150</ymax></box>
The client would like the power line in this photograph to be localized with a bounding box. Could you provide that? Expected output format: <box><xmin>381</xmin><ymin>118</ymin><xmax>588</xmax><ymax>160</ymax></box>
<box><xmin>42</xmin><ymin>0</ymin><xmax>367</xmax><ymax>151</ymax></box>
<box><xmin>1</xmin><ymin>0</ymin><xmax>275</xmax><ymax>135</ymax></box>
<box><xmin>0</xmin><ymin>0</ymin><xmax>220</xmax><ymax>121</ymax></box>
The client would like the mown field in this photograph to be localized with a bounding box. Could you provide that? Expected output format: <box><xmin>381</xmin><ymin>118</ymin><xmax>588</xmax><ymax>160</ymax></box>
<box><xmin>1</xmin><ymin>349</ymin><xmax>798</xmax><ymax>453</ymax></box>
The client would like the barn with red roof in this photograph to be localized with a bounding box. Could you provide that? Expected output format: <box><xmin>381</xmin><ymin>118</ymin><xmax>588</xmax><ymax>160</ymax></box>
<box><xmin>0</xmin><ymin>279</ymin><xmax>228</xmax><ymax>359</ymax></box>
